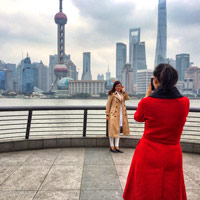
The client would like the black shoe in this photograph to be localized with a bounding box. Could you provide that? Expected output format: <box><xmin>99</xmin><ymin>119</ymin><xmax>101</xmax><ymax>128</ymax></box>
<box><xmin>110</xmin><ymin>148</ymin><xmax>117</xmax><ymax>153</ymax></box>
<box><xmin>115</xmin><ymin>148</ymin><xmax>124</xmax><ymax>153</ymax></box>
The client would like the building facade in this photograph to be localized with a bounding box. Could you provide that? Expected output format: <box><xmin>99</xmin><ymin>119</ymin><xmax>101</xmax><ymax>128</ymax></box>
<box><xmin>81</xmin><ymin>52</ymin><xmax>92</xmax><ymax>80</ymax></box>
<box><xmin>97</xmin><ymin>74</ymin><xmax>104</xmax><ymax>80</ymax></box>
<box><xmin>121</xmin><ymin>63</ymin><xmax>134</xmax><ymax>95</ymax></box>
<box><xmin>0</xmin><ymin>70</ymin><xmax>6</xmax><ymax>91</ymax></box>
<box><xmin>0</xmin><ymin>61</ymin><xmax>17</xmax><ymax>92</ymax></box>
<box><xmin>184</xmin><ymin>66</ymin><xmax>200</xmax><ymax>94</ymax></box>
<box><xmin>116</xmin><ymin>43</ymin><xmax>127</xmax><ymax>81</ymax></box>
<box><xmin>137</xmin><ymin>69</ymin><xmax>153</xmax><ymax>95</ymax></box>
<box><xmin>68</xmin><ymin>80</ymin><xmax>106</xmax><ymax>96</ymax></box>
<box><xmin>183</xmin><ymin>78</ymin><xmax>194</xmax><ymax>94</ymax></box>
<box><xmin>176</xmin><ymin>54</ymin><xmax>190</xmax><ymax>81</ymax></box>
<box><xmin>49</xmin><ymin>55</ymin><xmax>57</xmax><ymax>90</ymax></box>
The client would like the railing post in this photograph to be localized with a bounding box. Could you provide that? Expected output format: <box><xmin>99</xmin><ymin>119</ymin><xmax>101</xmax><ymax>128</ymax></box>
<box><xmin>83</xmin><ymin>109</ymin><xmax>87</xmax><ymax>137</ymax></box>
<box><xmin>106</xmin><ymin>120</ymin><xmax>108</xmax><ymax>137</ymax></box>
<box><xmin>26</xmin><ymin>110</ymin><xmax>32</xmax><ymax>139</ymax></box>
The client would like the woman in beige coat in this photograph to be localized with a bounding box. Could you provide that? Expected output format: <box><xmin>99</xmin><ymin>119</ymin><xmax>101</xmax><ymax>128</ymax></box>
<box><xmin>106</xmin><ymin>81</ymin><xmax>130</xmax><ymax>153</ymax></box>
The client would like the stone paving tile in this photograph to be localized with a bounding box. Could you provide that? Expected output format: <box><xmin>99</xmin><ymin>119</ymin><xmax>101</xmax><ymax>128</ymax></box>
<box><xmin>182</xmin><ymin>173</ymin><xmax>199</xmax><ymax>190</ymax></box>
<box><xmin>81</xmin><ymin>174</ymin><xmax>121</xmax><ymax>190</ymax></box>
<box><xmin>115</xmin><ymin>165</ymin><xmax>130</xmax><ymax>190</ymax></box>
<box><xmin>81</xmin><ymin>164</ymin><xmax>121</xmax><ymax>190</ymax></box>
<box><xmin>0</xmin><ymin>165</ymin><xmax>50</xmax><ymax>191</ymax></box>
<box><xmin>33</xmin><ymin>190</ymin><xmax>80</xmax><ymax>200</ymax></box>
<box><xmin>55</xmin><ymin>148</ymin><xmax>85</xmax><ymax>165</ymax></box>
<box><xmin>23</xmin><ymin>149</ymin><xmax>60</xmax><ymax>166</ymax></box>
<box><xmin>183</xmin><ymin>153</ymin><xmax>200</xmax><ymax>166</ymax></box>
<box><xmin>111</xmin><ymin>148</ymin><xmax>135</xmax><ymax>165</ymax></box>
<box><xmin>0</xmin><ymin>165</ymin><xmax>19</xmax><ymax>185</ymax></box>
<box><xmin>80</xmin><ymin>189</ymin><xmax>123</xmax><ymax>200</ymax></box>
<box><xmin>40</xmin><ymin>165</ymin><xmax>83</xmax><ymax>190</ymax></box>
<box><xmin>0</xmin><ymin>191</ymin><xmax>36</xmax><ymax>200</ymax></box>
<box><xmin>0</xmin><ymin>148</ymin><xmax>199</xmax><ymax>200</ymax></box>
<box><xmin>0</xmin><ymin>151</ymin><xmax>33</xmax><ymax>166</ymax></box>
<box><xmin>83</xmin><ymin>165</ymin><xmax>118</xmax><ymax>179</ymax></box>
<box><xmin>184</xmin><ymin>165</ymin><xmax>200</xmax><ymax>185</ymax></box>
<box><xmin>186</xmin><ymin>189</ymin><xmax>200</xmax><ymax>200</ymax></box>
<box><xmin>84</xmin><ymin>148</ymin><xmax>113</xmax><ymax>165</ymax></box>
<box><xmin>82</xmin><ymin>148</ymin><xmax>122</xmax><ymax>191</ymax></box>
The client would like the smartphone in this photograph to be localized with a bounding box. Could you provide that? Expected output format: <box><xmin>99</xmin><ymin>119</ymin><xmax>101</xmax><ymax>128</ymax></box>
<box><xmin>151</xmin><ymin>78</ymin><xmax>155</xmax><ymax>91</ymax></box>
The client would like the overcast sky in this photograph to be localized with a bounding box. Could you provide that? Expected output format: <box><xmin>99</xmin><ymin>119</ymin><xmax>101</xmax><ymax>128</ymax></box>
<box><xmin>0</xmin><ymin>0</ymin><xmax>199</xmax><ymax>79</ymax></box>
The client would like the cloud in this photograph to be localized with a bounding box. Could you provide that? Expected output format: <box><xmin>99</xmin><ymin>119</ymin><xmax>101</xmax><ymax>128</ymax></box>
<box><xmin>0</xmin><ymin>0</ymin><xmax>200</xmax><ymax>79</ymax></box>
<box><xmin>0</xmin><ymin>12</ymin><xmax>55</xmax><ymax>46</ymax></box>
<box><xmin>166</xmin><ymin>0</ymin><xmax>200</xmax><ymax>64</ymax></box>
<box><xmin>168</xmin><ymin>1</ymin><xmax>200</xmax><ymax>26</ymax></box>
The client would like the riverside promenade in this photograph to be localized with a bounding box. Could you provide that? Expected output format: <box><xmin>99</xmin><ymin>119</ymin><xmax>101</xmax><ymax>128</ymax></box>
<box><xmin>0</xmin><ymin>147</ymin><xmax>199</xmax><ymax>200</ymax></box>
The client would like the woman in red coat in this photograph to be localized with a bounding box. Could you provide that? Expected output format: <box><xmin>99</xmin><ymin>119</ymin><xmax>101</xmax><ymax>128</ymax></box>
<box><xmin>123</xmin><ymin>64</ymin><xmax>189</xmax><ymax>200</ymax></box>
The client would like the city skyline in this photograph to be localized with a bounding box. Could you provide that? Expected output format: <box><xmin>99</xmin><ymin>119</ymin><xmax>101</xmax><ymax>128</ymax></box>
<box><xmin>0</xmin><ymin>0</ymin><xmax>199</xmax><ymax>79</ymax></box>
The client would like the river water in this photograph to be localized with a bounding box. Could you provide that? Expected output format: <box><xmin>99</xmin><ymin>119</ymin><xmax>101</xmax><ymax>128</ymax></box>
<box><xmin>0</xmin><ymin>97</ymin><xmax>199</xmax><ymax>107</ymax></box>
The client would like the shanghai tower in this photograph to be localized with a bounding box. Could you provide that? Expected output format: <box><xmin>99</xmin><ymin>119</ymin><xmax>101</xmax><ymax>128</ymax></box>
<box><xmin>154</xmin><ymin>0</ymin><xmax>167</xmax><ymax>67</ymax></box>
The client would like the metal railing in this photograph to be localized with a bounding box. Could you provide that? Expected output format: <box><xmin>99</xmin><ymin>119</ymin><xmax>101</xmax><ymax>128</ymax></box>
<box><xmin>0</xmin><ymin>106</ymin><xmax>200</xmax><ymax>143</ymax></box>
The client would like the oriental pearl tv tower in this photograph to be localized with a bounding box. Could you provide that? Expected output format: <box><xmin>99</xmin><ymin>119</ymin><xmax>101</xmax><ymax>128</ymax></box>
<box><xmin>50</xmin><ymin>0</ymin><xmax>68</xmax><ymax>91</ymax></box>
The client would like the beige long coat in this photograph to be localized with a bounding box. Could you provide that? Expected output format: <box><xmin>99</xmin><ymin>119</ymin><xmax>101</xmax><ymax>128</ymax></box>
<box><xmin>106</xmin><ymin>91</ymin><xmax>130</xmax><ymax>138</ymax></box>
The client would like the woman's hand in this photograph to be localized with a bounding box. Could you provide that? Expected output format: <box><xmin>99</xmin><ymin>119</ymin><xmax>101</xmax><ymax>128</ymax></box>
<box><xmin>121</xmin><ymin>86</ymin><xmax>125</xmax><ymax>92</ymax></box>
<box><xmin>106</xmin><ymin>116</ymin><xmax>109</xmax><ymax>121</ymax></box>
<box><xmin>145</xmin><ymin>83</ymin><xmax>152</xmax><ymax>97</ymax></box>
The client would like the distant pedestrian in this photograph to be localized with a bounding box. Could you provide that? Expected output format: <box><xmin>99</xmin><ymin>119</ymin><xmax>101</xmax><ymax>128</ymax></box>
<box><xmin>106</xmin><ymin>81</ymin><xmax>130</xmax><ymax>153</ymax></box>
<box><xmin>123</xmin><ymin>64</ymin><xmax>189</xmax><ymax>200</ymax></box>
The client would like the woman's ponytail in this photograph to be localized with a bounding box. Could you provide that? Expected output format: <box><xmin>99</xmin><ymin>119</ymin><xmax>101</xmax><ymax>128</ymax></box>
<box><xmin>160</xmin><ymin>65</ymin><xmax>178</xmax><ymax>89</ymax></box>
<box><xmin>153</xmin><ymin>63</ymin><xmax>178</xmax><ymax>90</ymax></box>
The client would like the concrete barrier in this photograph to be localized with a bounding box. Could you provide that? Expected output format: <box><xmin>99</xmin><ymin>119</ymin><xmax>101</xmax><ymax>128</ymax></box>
<box><xmin>0</xmin><ymin>136</ymin><xmax>199</xmax><ymax>154</ymax></box>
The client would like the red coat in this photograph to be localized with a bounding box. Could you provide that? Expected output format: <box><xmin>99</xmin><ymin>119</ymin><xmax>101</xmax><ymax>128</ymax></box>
<box><xmin>123</xmin><ymin>96</ymin><xmax>189</xmax><ymax>200</ymax></box>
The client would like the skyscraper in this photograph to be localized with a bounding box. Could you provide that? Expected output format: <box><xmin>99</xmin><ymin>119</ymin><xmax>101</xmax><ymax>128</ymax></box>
<box><xmin>121</xmin><ymin>63</ymin><xmax>134</xmax><ymax>95</ymax></box>
<box><xmin>16</xmin><ymin>55</ymin><xmax>35</xmax><ymax>94</ymax></box>
<box><xmin>134</xmin><ymin>42</ymin><xmax>147</xmax><ymax>71</ymax></box>
<box><xmin>116</xmin><ymin>43</ymin><xmax>126</xmax><ymax>81</ymax></box>
<box><xmin>129</xmin><ymin>28</ymin><xmax>140</xmax><ymax>66</ymax></box>
<box><xmin>0</xmin><ymin>62</ymin><xmax>17</xmax><ymax>92</ymax></box>
<box><xmin>176</xmin><ymin>54</ymin><xmax>190</xmax><ymax>81</ymax></box>
<box><xmin>106</xmin><ymin>65</ymin><xmax>111</xmax><ymax>81</ymax></box>
<box><xmin>137</xmin><ymin>69</ymin><xmax>153</xmax><ymax>94</ymax></box>
<box><xmin>21</xmin><ymin>56</ymin><xmax>34</xmax><ymax>94</ymax></box>
<box><xmin>81</xmin><ymin>52</ymin><xmax>92</xmax><ymax>80</ymax></box>
<box><xmin>0</xmin><ymin>70</ymin><xmax>6</xmax><ymax>90</ymax></box>
<box><xmin>155</xmin><ymin>0</ymin><xmax>167</xmax><ymax>67</ymax></box>
<box><xmin>33</xmin><ymin>61</ymin><xmax>49</xmax><ymax>92</ymax></box>
<box><xmin>97</xmin><ymin>74</ymin><xmax>104</xmax><ymax>80</ymax></box>
<box><xmin>129</xmin><ymin>28</ymin><xmax>147</xmax><ymax>84</ymax></box>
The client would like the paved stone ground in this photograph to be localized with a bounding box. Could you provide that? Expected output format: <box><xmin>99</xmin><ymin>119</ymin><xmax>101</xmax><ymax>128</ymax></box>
<box><xmin>0</xmin><ymin>148</ymin><xmax>199</xmax><ymax>200</ymax></box>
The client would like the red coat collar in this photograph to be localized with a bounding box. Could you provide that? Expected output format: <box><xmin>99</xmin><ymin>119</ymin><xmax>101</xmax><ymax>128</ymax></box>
<box><xmin>150</xmin><ymin>86</ymin><xmax>183</xmax><ymax>99</ymax></box>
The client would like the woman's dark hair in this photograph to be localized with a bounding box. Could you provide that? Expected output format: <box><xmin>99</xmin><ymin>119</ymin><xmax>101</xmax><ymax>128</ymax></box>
<box><xmin>153</xmin><ymin>63</ymin><xmax>178</xmax><ymax>89</ymax></box>
<box><xmin>108</xmin><ymin>81</ymin><xmax>122</xmax><ymax>95</ymax></box>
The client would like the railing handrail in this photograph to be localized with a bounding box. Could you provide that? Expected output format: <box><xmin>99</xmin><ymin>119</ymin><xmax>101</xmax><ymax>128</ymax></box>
<box><xmin>0</xmin><ymin>105</ymin><xmax>200</xmax><ymax>112</ymax></box>
<box><xmin>0</xmin><ymin>105</ymin><xmax>200</xmax><ymax>142</ymax></box>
